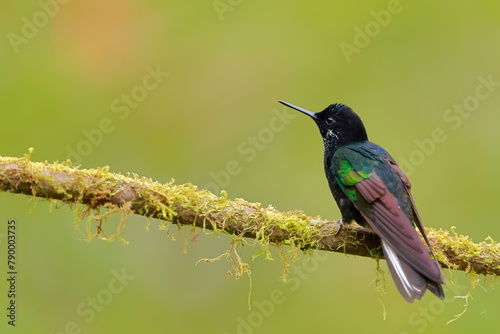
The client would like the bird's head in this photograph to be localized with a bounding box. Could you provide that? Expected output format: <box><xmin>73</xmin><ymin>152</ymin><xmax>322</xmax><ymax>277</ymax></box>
<box><xmin>279</xmin><ymin>100</ymin><xmax>368</xmax><ymax>151</ymax></box>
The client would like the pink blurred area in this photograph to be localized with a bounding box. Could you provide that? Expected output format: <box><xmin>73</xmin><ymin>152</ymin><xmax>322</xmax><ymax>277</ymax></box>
<box><xmin>51</xmin><ymin>0</ymin><xmax>165</xmax><ymax>84</ymax></box>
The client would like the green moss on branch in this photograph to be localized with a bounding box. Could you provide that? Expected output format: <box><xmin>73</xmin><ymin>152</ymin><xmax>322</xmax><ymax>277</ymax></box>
<box><xmin>0</xmin><ymin>151</ymin><xmax>499</xmax><ymax>277</ymax></box>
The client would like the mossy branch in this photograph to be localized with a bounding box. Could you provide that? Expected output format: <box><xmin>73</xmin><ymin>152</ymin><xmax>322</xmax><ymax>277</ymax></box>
<box><xmin>1</xmin><ymin>151</ymin><xmax>499</xmax><ymax>277</ymax></box>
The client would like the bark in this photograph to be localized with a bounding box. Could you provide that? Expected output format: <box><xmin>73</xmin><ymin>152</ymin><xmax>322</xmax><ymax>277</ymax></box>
<box><xmin>1</xmin><ymin>153</ymin><xmax>499</xmax><ymax>276</ymax></box>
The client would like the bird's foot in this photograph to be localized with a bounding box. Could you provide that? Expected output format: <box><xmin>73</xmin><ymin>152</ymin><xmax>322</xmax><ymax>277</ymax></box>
<box><xmin>334</xmin><ymin>219</ymin><xmax>344</xmax><ymax>235</ymax></box>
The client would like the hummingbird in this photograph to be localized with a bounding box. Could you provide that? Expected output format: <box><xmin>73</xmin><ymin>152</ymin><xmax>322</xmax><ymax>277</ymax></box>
<box><xmin>279</xmin><ymin>100</ymin><xmax>446</xmax><ymax>302</ymax></box>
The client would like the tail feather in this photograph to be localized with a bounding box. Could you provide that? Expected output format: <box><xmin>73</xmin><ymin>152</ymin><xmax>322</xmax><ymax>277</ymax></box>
<box><xmin>382</xmin><ymin>241</ymin><xmax>445</xmax><ymax>303</ymax></box>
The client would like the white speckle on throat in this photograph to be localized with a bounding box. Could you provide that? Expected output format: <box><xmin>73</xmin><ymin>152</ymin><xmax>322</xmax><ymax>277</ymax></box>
<box><xmin>323</xmin><ymin>129</ymin><xmax>339</xmax><ymax>149</ymax></box>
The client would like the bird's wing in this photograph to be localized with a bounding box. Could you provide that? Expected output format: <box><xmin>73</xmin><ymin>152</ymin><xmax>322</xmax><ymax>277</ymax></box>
<box><xmin>386</xmin><ymin>159</ymin><xmax>446</xmax><ymax>283</ymax></box>
<box><xmin>334</xmin><ymin>151</ymin><xmax>443</xmax><ymax>283</ymax></box>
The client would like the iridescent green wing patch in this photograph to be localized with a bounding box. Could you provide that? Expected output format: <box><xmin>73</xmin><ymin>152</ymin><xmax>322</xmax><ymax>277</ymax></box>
<box><xmin>335</xmin><ymin>159</ymin><xmax>372</xmax><ymax>201</ymax></box>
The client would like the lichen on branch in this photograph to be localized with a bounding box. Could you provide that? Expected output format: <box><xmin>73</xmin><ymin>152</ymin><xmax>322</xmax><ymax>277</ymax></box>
<box><xmin>1</xmin><ymin>151</ymin><xmax>499</xmax><ymax>277</ymax></box>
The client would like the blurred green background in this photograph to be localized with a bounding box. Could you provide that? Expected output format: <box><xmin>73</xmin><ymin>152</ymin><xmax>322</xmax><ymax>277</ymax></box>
<box><xmin>1</xmin><ymin>1</ymin><xmax>500</xmax><ymax>333</ymax></box>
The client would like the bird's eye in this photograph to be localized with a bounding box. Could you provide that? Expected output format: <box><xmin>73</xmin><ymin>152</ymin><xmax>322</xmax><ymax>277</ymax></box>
<box><xmin>326</xmin><ymin>117</ymin><xmax>335</xmax><ymax>125</ymax></box>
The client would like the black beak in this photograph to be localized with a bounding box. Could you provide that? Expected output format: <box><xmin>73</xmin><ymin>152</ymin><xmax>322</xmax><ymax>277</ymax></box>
<box><xmin>278</xmin><ymin>100</ymin><xmax>317</xmax><ymax>119</ymax></box>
